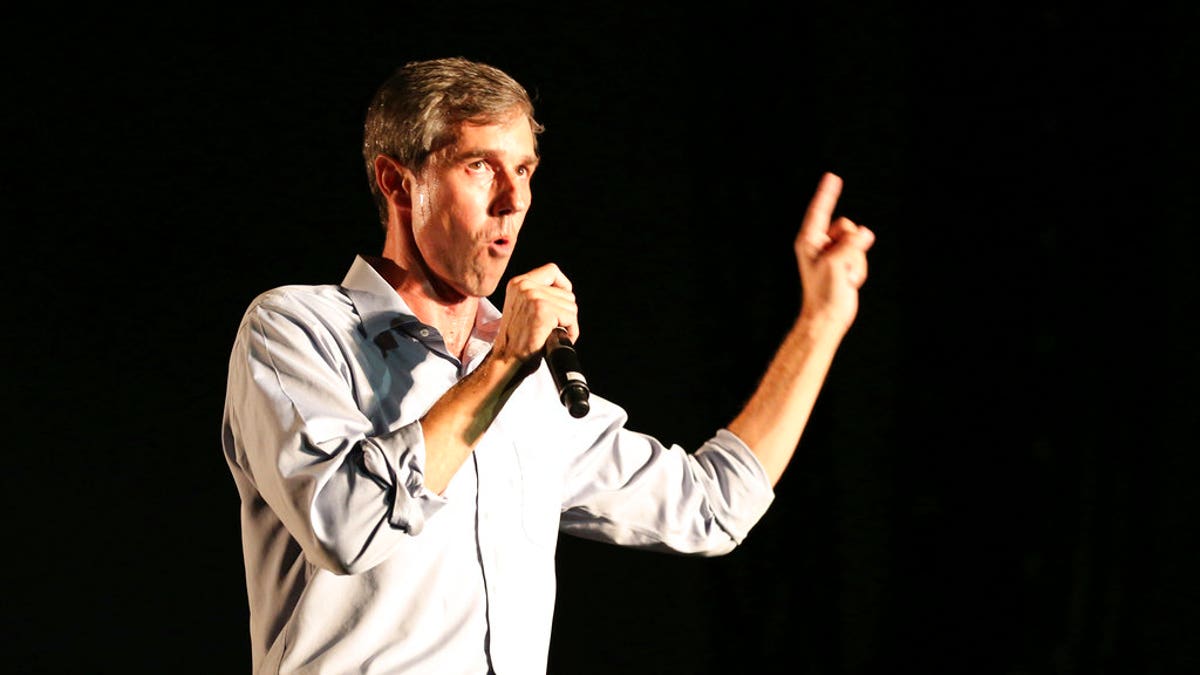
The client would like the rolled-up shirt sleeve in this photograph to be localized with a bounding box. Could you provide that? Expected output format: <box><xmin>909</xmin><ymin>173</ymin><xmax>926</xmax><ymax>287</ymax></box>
<box><xmin>690</xmin><ymin>428</ymin><xmax>776</xmax><ymax>543</ymax></box>
<box><xmin>556</xmin><ymin>392</ymin><xmax>775</xmax><ymax>556</ymax></box>
<box><xmin>224</xmin><ymin>298</ymin><xmax>446</xmax><ymax>575</ymax></box>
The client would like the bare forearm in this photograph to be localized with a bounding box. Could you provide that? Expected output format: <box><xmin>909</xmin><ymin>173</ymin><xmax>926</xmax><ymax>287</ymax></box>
<box><xmin>419</xmin><ymin>352</ymin><xmax>529</xmax><ymax>493</ymax></box>
<box><xmin>730</xmin><ymin>172</ymin><xmax>875</xmax><ymax>486</ymax></box>
<box><xmin>727</xmin><ymin>313</ymin><xmax>846</xmax><ymax>486</ymax></box>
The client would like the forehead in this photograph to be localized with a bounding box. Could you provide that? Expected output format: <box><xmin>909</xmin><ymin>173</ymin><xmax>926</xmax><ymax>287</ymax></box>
<box><xmin>449</xmin><ymin>114</ymin><xmax>538</xmax><ymax>159</ymax></box>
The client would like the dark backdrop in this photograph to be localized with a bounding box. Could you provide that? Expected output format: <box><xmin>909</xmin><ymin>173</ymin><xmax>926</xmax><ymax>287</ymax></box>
<box><xmin>6</xmin><ymin>3</ymin><xmax>1198</xmax><ymax>674</ymax></box>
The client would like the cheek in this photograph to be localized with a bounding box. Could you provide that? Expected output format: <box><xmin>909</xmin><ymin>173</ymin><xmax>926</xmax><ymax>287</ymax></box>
<box><xmin>411</xmin><ymin>185</ymin><xmax>453</xmax><ymax>243</ymax></box>
<box><xmin>414</xmin><ymin>185</ymin><xmax>435</xmax><ymax>223</ymax></box>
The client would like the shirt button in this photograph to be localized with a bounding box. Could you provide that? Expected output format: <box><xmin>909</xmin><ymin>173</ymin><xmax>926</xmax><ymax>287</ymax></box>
<box><xmin>419</xmin><ymin>328</ymin><xmax>431</xmax><ymax>338</ymax></box>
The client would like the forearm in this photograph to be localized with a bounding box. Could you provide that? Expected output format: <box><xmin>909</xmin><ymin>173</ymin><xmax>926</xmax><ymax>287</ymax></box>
<box><xmin>419</xmin><ymin>351</ymin><xmax>531</xmax><ymax>493</ymax></box>
<box><xmin>727</xmin><ymin>312</ymin><xmax>846</xmax><ymax>486</ymax></box>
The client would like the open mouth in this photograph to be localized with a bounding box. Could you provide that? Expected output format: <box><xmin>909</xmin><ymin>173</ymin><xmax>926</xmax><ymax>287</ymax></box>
<box><xmin>489</xmin><ymin>236</ymin><xmax>513</xmax><ymax>255</ymax></box>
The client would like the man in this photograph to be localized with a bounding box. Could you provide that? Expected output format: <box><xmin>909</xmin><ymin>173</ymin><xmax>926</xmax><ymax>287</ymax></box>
<box><xmin>222</xmin><ymin>56</ymin><xmax>874</xmax><ymax>674</ymax></box>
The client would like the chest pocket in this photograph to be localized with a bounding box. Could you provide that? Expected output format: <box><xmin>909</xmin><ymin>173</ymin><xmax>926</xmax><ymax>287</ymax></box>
<box><xmin>474</xmin><ymin>424</ymin><xmax>563</xmax><ymax>551</ymax></box>
<box><xmin>510</xmin><ymin>440</ymin><xmax>563</xmax><ymax>549</ymax></box>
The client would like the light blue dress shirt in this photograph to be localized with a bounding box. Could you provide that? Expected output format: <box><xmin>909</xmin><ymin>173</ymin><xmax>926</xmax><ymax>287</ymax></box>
<box><xmin>221</xmin><ymin>255</ymin><xmax>776</xmax><ymax>674</ymax></box>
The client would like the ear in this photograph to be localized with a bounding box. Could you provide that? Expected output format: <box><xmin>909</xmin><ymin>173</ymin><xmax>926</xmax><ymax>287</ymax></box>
<box><xmin>374</xmin><ymin>154</ymin><xmax>415</xmax><ymax>208</ymax></box>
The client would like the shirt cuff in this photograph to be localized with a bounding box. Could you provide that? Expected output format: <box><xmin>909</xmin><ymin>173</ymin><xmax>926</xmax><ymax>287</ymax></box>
<box><xmin>359</xmin><ymin>420</ymin><xmax>448</xmax><ymax>536</ymax></box>
<box><xmin>693</xmin><ymin>428</ymin><xmax>776</xmax><ymax>543</ymax></box>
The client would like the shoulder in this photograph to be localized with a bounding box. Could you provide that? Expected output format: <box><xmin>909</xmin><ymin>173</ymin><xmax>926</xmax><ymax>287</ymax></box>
<box><xmin>242</xmin><ymin>283</ymin><xmax>352</xmax><ymax>322</ymax></box>
<box><xmin>232</xmin><ymin>283</ymin><xmax>361</xmax><ymax>347</ymax></box>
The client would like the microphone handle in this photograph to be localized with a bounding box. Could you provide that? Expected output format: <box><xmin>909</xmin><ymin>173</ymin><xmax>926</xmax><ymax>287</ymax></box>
<box><xmin>544</xmin><ymin>328</ymin><xmax>590</xmax><ymax>418</ymax></box>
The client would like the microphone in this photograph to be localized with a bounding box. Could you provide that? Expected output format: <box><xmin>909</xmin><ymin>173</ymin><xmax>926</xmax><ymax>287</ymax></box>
<box><xmin>544</xmin><ymin>327</ymin><xmax>590</xmax><ymax>418</ymax></box>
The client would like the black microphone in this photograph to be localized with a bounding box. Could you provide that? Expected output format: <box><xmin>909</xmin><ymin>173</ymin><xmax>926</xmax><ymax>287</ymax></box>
<box><xmin>544</xmin><ymin>327</ymin><xmax>590</xmax><ymax>418</ymax></box>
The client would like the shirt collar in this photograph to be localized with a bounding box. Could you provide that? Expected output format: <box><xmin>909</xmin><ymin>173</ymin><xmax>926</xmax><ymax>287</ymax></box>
<box><xmin>341</xmin><ymin>255</ymin><xmax>502</xmax><ymax>344</ymax></box>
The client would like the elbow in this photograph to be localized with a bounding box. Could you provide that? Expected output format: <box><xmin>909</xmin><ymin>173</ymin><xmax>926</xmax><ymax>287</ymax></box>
<box><xmin>683</xmin><ymin>532</ymin><xmax>739</xmax><ymax>558</ymax></box>
<box><xmin>301</xmin><ymin>442</ymin><xmax>436</xmax><ymax>575</ymax></box>
<box><xmin>700</xmin><ymin>539</ymin><xmax>739</xmax><ymax>557</ymax></box>
<box><xmin>308</xmin><ymin>495</ymin><xmax>428</xmax><ymax>575</ymax></box>
<box><xmin>307</xmin><ymin>505</ymin><xmax>397</xmax><ymax>576</ymax></box>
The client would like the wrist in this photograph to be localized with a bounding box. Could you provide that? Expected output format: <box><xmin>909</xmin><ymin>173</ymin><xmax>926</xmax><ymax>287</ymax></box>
<box><xmin>795</xmin><ymin>307</ymin><xmax>852</xmax><ymax>347</ymax></box>
<box><xmin>478</xmin><ymin>348</ymin><xmax>539</xmax><ymax>390</ymax></box>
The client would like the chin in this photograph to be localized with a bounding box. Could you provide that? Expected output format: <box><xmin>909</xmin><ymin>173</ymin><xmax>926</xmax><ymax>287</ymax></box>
<box><xmin>477</xmin><ymin>280</ymin><xmax>503</xmax><ymax>298</ymax></box>
<box><xmin>450</xmin><ymin>275</ymin><xmax>500</xmax><ymax>300</ymax></box>
<box><xmin>475</xmin><ymin>268</ymin><xmax>509</xmax><ymax>298</ymax></box>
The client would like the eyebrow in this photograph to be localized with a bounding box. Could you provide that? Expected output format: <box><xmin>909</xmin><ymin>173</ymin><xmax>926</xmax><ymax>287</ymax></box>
<box><xmin>451</xmin><ymin>147</ymin><xmax>540</xmax><ymax>167</ymax></box>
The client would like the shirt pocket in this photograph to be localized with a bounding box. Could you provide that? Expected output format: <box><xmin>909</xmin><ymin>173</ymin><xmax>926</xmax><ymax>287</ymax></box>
<box><xmin>511</xmin><ymin>441</ymin><xmax>563</xmax><ymax>549</ymax></box>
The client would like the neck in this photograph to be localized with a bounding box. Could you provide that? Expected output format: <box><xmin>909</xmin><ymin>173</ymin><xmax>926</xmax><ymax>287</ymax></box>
<box><xmin>366</xmin><ymin>254</ymin><xmax>479</xmax><ymax>359</ymax></box>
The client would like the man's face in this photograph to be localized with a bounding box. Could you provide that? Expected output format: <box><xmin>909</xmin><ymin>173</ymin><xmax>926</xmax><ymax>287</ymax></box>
<box><xmin>409</xmin><ymin>114</ymin><xmax>539</xmax><ymax>299</ymax></box>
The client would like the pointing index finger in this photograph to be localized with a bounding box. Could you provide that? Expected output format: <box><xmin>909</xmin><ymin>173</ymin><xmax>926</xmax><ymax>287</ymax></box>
<box><xmin>800</xmin><ymin>172</ymin><xmax>844</xmax><ymax>244</ymax></box>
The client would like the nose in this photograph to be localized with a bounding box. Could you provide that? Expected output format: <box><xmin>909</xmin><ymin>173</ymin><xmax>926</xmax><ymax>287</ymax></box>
<box><xmin>492</xmin><ymin>168</ymin><xmax>530</xmax><ymax>217</ymax></box>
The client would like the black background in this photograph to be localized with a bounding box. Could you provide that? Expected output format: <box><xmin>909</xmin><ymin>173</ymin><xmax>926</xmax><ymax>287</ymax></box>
<box><xmin>6</xmin><ymin>3</ymin><xmax>1199</xmax><ymax>674</ymax></box>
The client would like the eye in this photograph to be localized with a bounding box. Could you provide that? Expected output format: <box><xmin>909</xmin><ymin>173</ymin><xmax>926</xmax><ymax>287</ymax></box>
<box><xmin>467</xmin><ymin>160</ymin><xmax>490</xmax><ymax>172</ymax></box>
